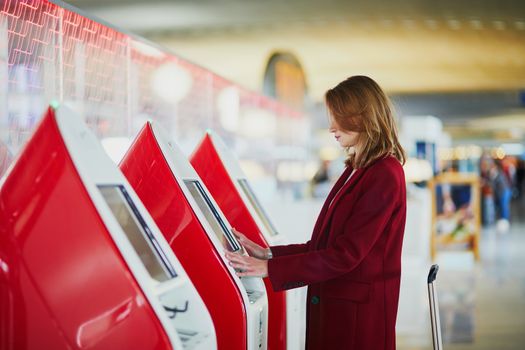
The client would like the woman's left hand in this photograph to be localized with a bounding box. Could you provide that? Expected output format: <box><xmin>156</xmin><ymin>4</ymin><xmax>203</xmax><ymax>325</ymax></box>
<box><xmin>225</xmin><ymin>251</ymin><xmax>268</xmax><ymax>278</ymax></box>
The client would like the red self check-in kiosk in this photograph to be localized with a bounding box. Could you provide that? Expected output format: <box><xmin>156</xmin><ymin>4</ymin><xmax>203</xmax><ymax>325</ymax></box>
<box><xmin>120</xmin><ymin>122</ymin><xmax>268</xmax><ymax>350</ymax></box>
<box><xmin>190</xmin><ymin>132</ymin><xmax>288</xmax><ymax>350</ymax></box>
<box><xmin>0</xmin><ymin>105</ymin><xmax>216</xmax><ymax>350</ymax></box>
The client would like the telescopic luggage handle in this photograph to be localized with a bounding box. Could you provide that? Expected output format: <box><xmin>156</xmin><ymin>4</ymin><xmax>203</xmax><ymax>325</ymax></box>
<box><xmin>427</xmin><ymin>264</ymin><xmax>443</xmax><ymax>350</ymax></box>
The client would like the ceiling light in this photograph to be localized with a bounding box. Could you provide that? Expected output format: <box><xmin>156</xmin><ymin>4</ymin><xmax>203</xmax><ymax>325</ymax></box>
<box><xmin>424</xmin><ymin>19</ymin><xmax>438</xmax><ymax>30</ymax></box>
<box><xmin>492</xmin><ymin>20</ymin><xmax>506</xmax><ymax>30</ymax></box>
<box><xmin>447</xmin><ymin>19</ymin><xmax>461</xmax><ymax>30</ymax></box>
<box><xmin>469</xmin><ymin>20</ymin><xmax>483</xmax><ymax>30</ymax></box>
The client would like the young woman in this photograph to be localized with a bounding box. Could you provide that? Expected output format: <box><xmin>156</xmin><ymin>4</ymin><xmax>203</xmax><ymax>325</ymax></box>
<box><xmin>226</xmin><ymin>75</ymin><xmax>407</xmax><ymax>350</ymax></box>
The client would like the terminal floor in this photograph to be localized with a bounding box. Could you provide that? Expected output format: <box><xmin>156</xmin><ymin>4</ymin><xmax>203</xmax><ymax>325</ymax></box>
<box><xmin>397</xmin><ymin>198</ymin><xmax>525</xmax><ymax>350</ymax></box>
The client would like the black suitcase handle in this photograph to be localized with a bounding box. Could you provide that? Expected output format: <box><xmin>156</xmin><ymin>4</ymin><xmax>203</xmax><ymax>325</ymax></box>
<box><xmin>428</xmin><ymin>264</ymin><xmax>439</xmax><ymax>283</ymax></box>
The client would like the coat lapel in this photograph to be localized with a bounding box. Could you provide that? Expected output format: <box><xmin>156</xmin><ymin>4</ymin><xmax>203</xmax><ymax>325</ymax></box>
<box><xmin>325</xmin><ymin>166</ymin><xmax>354</xmax><ymax>208</ymax></box>
<box><xmin>309</xmin><ymin>167</ymin><xmax>352</xmax><ymax>239</ymax></box>
<box><xmin>309</xmin><ymin>166</ymin><xmax>351</xmax><ymax>240</ymax></box>
<box><xmin>313</xmin><ymin>166</ymin><xmax>368</xmax><ymax>243</ymax></box>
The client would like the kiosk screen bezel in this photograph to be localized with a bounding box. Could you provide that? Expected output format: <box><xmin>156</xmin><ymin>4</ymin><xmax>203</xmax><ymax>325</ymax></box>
<box><xmin>237</xmin><ymin>179</ymin><xmax>279</xmax><ymax>236</ymax></box>
<box><xmin>183</xmin><ymin>180</ymin><xmax>241</xmax><ymax>252</ymax></box>
<box><xmin>98</xmin><ymin>185</ymin><xmax>177</xmax><ymax>281</ymax></box>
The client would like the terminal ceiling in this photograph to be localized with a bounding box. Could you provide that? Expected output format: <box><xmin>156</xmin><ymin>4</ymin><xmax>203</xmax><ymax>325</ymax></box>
<box><xmin>66</xmin><ymin>0</ymin><xmax>525</xmax><ymax>143</ymax></box>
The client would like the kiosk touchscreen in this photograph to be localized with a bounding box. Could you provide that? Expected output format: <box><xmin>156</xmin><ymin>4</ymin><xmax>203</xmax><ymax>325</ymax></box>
<box><xmin>0</xmin><ymin>105</ymin><xmax>216</xmax><ymax>350</ymax></box>
<box><xmin>120</xmin><ymin>122</ymin><xmax>268</xmax><ymax>350</ymax></box>
<box><xmin>190</xmin><ymin>132</ymin><xmax>290</xmax><ymax>350</ymax></box>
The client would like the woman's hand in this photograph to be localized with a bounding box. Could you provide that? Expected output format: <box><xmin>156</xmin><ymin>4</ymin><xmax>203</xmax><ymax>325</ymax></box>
<box><xmin>232</xmin><ymin>228</ymin><xmax>271</xmax><ymax>260</ymax></box>
<box><xmin>225</xmin><ymin>251</ymin><xmax>268</xmax><ymax>278</ymax></box>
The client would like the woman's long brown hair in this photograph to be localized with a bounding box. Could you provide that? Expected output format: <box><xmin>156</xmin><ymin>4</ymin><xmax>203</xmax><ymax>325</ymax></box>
<box><xmin>325</xmin><ymin>75</ymin><xmax>406</xmax><ymax>168</ymax></box>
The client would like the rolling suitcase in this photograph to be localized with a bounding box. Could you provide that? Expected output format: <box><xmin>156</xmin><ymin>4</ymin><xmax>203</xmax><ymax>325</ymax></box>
<box><xmin>427</xmin><ymin>264</ymin><xmax>444</xmax><ymax>350</ymax></box>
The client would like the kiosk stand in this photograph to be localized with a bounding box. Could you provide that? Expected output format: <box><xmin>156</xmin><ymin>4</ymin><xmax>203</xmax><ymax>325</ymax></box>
<box><xmin>120</xmin><ymin>122</ymin><xmax>268</xmax><ymax>350</ymax></box>
<box><xmin>191</xmin><ymin>131</ymin><xmax>294</xmax><ymax>350</ymax></box>
<box><xmin>0</xmin><ymin>105</ymin><xmax>216</xmax><ymax>350</ymax></box>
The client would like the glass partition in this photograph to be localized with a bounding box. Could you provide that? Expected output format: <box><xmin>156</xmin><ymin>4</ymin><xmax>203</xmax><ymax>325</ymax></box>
<box><xmin>0</xmin><ymin>0</ymin><xmax>307</xmax><ymax>185</ymax></box>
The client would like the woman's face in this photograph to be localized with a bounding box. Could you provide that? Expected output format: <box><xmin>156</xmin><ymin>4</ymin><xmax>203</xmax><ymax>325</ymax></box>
<box><xmin>328</xmin><ymin>116</ymin><xmax>360</xmax><ymax>149</ymax></box>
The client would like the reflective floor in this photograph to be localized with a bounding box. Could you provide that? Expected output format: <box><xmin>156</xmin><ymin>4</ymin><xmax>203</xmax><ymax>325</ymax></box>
<box><xmin>398</xmin><ymin>198</ymin><xmax>525</xmax><ymax>350</ymax></box>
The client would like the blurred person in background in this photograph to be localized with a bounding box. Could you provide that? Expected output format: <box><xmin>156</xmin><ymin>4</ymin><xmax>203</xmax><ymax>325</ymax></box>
<box><xmin>491</xmin><ymin>159</ymin><xmax>512</xmax><ymax>233</ymax></box>
<box><xmin>480</xmin><ymin>154</ymin><xmax>496</xmax><ymax>225</ymax></box>
<box><xmin>226</xmin><ymin>75</ymin><xmax>407</xmax><ymax>350</ymax></box>
<box><xmin>516</xmin><ymin>158</ymin><xmax>525</xmax><ymax>198</ymax></box>
<box><xmin>310</xmin><ymin>159</ymin><xmax>332</xmax><ymax>198</ymax></box>
<box><xmin>502</xmin><ymin>157</ymin><xmax>517</xmax><ymax>198</ymax></box>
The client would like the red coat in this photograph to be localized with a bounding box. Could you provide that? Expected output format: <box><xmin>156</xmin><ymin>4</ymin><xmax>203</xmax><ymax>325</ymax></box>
<box><xmin>268</xmin><ymin>156</ymin><xmax>406</xmax><ymax>350</ymax></box>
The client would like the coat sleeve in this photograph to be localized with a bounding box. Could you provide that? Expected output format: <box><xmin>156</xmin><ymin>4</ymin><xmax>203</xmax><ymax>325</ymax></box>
<box><xmin>267</xmin><ymin>169</ymin><xmax>401</xmax><ymax>291</ymax></box>
<box><xmin>270</xmin><ymin>241</ymin><xmax>311</xmax><ymax>257</ymax></box>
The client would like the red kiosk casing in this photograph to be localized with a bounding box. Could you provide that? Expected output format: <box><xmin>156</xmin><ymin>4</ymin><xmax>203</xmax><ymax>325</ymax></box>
<box><xmin>190</xmin><ymin>133</ymin><xmax>287</xmax><ymax>350</ymax></box>
<box><xmin>120</xmin><ymin>123</ymin><xmax>267</xmax><ymax>350</ymax></box>
<box><xmin>0</xmin><ymin>107</ymin><xmax>173</xmax><ymax>350</ymax></box>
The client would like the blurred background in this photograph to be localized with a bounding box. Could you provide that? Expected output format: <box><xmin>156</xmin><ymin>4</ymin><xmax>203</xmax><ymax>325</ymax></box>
<box><xmin>1</xmin><ymin>0</ymin><xmax>524</xmax><ymax>349</ymax></box>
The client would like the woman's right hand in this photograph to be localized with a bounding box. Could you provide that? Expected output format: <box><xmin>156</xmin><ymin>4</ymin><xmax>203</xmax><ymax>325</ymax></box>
<box><xmin>232</xmin><ymin>228</ymin><xmax>271</xmax><ymax>260</ymax></box>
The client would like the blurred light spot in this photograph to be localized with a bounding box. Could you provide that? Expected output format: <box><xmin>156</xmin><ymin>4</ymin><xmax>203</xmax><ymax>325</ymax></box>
<box><xmin>438</xmin><ymin>148</ymin><xmax>454</xmax><ymax>161</ymax></box>
<box><xmin>277</xmin><ymin>161</ymin><xmax>309</xmax><ymax>182</ymax></box>
<box><xmin>402</xmin><ymin>19</ymin><xmax>416</xmax><ymax>29</ymax></box>
<box><xmin>424</xmin><ymin>19</ymin><xmax>438</xmax><ymax>30</ymax></box>
<box><xmin>447</xmin><ymin>19</ymin><xmax>461</xmax><ymax>30</ymax></box>
<box><xmin>241</xmin><ymin>108</ymin><xmax>276</xmax><ymax>138</ymax></box>
<box><xmin>469</xmin><ymin>20</ymin><xmax>483</xmax><ymax>30</ymax></box>
<box><xmin>0</xmin><ymin>259</ymin><xmax>9</xmax><ymax>274</ymax></box>
<box><xmin>404</xmin><ymin>158</ymin><xmax>433</xmax><ymax>182</ymax></box>
<box><xmin>455</xmin><ymin>146</ymin><xmax>468</xmax><ymax>160</ymax></box>
<box><xmin>501</xmin><ymin>143</ymin><xmax>524</xmax><ymax>156</ymax></box>
<box><xmin>319</xmin><ymin>146</ymin><xmax>340</xmax><ymax>161</ymax></box>
<box><xmin>217</xmin><ymin>86</ymin><xmax>240</xmax><ymax>132</ymax></box>
<box><xmin>467</xmin><ymin>145</ymin><xmax>482</xmax><ymax>158</ymax></box>
<box><xmin>380</xmin><ymin>19</ymin><xmax>394</xmax><ymax>29</ymax></box>
<box><xmin>304</xmin><ymin>161</ymin><xmax>319</xmax><ymax>179</ymax></box>
<box><xmin>492</xmin><ymin>147</ymin><xmax>506</xmax><ymax>159</ymax></box>
<box><xmin>151</xmin><ymin>62</ymin><xmax>193</xmax><ymax>103</ymax></box>
<box><xmin>239</xmin><ymin>160</ymin><xmax>266</xmax><ymax>180</ymax></box>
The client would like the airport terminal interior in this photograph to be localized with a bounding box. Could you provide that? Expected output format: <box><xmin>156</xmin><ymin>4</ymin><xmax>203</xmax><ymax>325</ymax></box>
<box><xmin>1</xmin><ymin>0</ymin><xmax>525</xmax><ymax>349</ymax></box>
